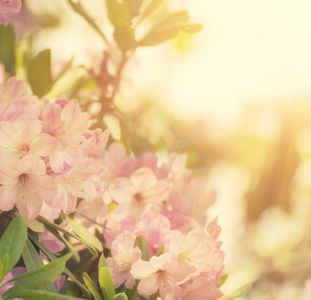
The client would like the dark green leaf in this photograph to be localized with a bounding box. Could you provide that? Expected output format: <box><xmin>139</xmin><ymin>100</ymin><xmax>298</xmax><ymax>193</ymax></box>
<box><xmin>3</xmin><ymin>253</ymin><xmax>72</xmax><ymax>298</ymax></box>
<box><xmin>105</xmin><ymin>0</ymin><xmax>130</xmax><ymax>28</ymax></box>
<box><xmin>0</xmin><ymin>214</ymin><xmax>27</xmax><ymax>276</ymax></box>
<box><xmin>113</xmin><ymin>292</ymin><xmax>128</xmax><ymax>300</ymax></box>
<box><xmin>22</xmin><ymin>238</ymin><xmax>56</xmax><ymax>292</ymax></box>
<box><xmin>99</xmin><ymin>267</ymin><xmax>115</xmax><ymax>300</ymax></box>
<box><xmin>113</xmin><ymin>25</ymin><xmax>137</xmax><ymax>54</ymax></box>
<box><xmin>134</xmin><ymin>236</ymin><xmax>148</xmax><ymax>261</ymax></box>
<box><xmin>0</xmin><ymin>24</ymin><xmax>15</xmax><ymax>75</ymax></box>
<box><xmin>5</xmin><ymin>289</ymin><xmax>83</xmax><ymax>300</ymax></box>
<box><xmin>83</xmin><ymin>272</ymin><xmax>102</xmax><ymax>300</ymax></box>
<box><xmin>27</xmin><ymin>49</ymin><xmax>53</xmax><ymax>97</ymax></box>
<box><xmin>28</xmin><ymin>234</ymin><xmax>91</xmax><ymax>299</ymax></box>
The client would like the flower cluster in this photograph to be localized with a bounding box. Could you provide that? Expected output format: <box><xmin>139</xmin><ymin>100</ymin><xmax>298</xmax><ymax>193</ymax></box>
<box><xmin>77</xmin><ymin>142</ymin><xmax>225</xmax><ymax>299</ymax></box>
<box><xmin>0</xmin><ymin>77</ymin><xmax>110</xmax><ymax>219</ymax></box>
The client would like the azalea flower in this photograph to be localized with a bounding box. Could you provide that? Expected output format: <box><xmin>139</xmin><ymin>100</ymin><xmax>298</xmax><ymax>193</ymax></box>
<box><xmin>0</xmin><ymin>150</ymin><xmax>58</xmax><ymax>219</ymax></box>
<box><xmin>106</xmin><ymin>231</ymin><xmax>142</xmax><ymax>289</ymax></box>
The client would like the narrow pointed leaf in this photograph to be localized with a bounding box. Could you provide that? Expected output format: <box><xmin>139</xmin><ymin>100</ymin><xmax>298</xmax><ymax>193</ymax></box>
<box><xmin>113</xmin><ymin>293</ymin><xmax>128</xmax><ymax>300</ymax></box>
<box><xmin>98</xmin><ymin>253</ymin><xmax>107</xmax><ymax>270</ymax></box>
<box><xmin>0</xmin><ymin>214</ymin><xmax>27</xmax><ymax>275</ymax></box>
<box><xmin>22</xmin><ymin>238</ymin><xmax>55</xmax><ymax>292</ymax></box>
<box><xmin>83</xmin><ymin>272</ymin><xmax>102</xmax><ymax>300</ymax></box>
<box><xmin>65</xmin><ymin>216</ymin><xmax>103</xmax><ymax>252</ymax></box>
<box><xmin>28</xmin><ymin>234</ymin><xmax>91</xmax><ymax>299</ymax></box>
<box><xmin>5</xmin><ymin>289</ymin><xmax>83</xmax><ymax>300</ymax></box>
<box><xmin>3</xmin><ymin>253</ymin><xmax>72</xmax><ymax>298</ymax></box>
<box><xmin>134</xmin><ymin>236</ymin><xmax>148</xmax><ymax>261</ymax></box>
<box><xmin>0</xmin><ymin>253</ymin><xmax>9</xmax><ymax>282</ymax></box>
<box><xmin>99</xmin><ymin>267</ymin><xmax>115</xmax><ymax>300</ymax></box>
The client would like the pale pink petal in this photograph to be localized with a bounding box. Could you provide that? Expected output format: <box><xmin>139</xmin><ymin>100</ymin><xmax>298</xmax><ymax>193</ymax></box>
<box><xmin>0</xmin><ymin>121</ymin><xmax>21</xmax><ymax>148</ymax></box>
<box><xmin>30</xmin><ymin>133</ymin><xmax>57</xmax><ymax>156</ymax></box>
<box><xmin>130</xmin><ymin>168</ymin><xmax>158</xmax><ymax>192</ymax></box>
<box><xmin>0</xmin><ymin>0</ymin><xmax>21</xmax><ymax>14</ymax></box>
<box><xmin>109</xmin><ymin>177</ymin><xmax>135</xmax><ymax>203</ymax></box>
<box><xmin>0</xmin><ymin>183</ymin><xmax>19</xmax><ymax>211</ymax></box>
<box><xmin>16</xmin><ymin>154</ymin><xmax>46</xmax><ymax>176</ymax></box>
<box><xmin>131</xmin><ymin>260</ymin><xmax>153</xmax><ymax>279</ymax></box>
<box><xmin>142</xmin><ymin>181</ymin><xmax>170</xmax><ymax>204</ymax></box>
<box><xmin>17</xmin><ymin>185</ymin><xmax>43</xmax><ymax>220</ymax></box>
<box><xmin>13</xmin><ymin>114</ymin><xmax>42</xmax><ymax>145</ymax></box>
<box><xmin>138</xmin><ymin>274</ymin><xmax>159</xmax><ymax>296</ymax></box>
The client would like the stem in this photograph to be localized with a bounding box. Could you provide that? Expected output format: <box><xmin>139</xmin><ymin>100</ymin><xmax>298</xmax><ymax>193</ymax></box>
<box><xmin>66</xmin><ymin>0</ymin><xmax>113</xmax><ymax>53</ymax></box>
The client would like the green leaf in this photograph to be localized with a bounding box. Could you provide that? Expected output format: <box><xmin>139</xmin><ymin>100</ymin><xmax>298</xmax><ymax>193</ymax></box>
<box><xmin>38</xmin><ymin>216</ymin><xmax>99</xmax><ymax>257</ymax></box>
<box><xmin>27</xmin><ymin>49</ymin><xmax>53</xmax><ymax>97</ymax></box>
<box><xmin>0</xmin><ymin>24</ymin><xmax>16</xmax><ymax>75</ymax></box>
<box><xmin>65</xmin><ymin>216</ymin><xmax>103</xmax><ymax>253</ymax></box>
<box><xmin>0</xmin><ymin>214</ymin><xmax>27</xmax><ymax>276</ymax></box>
<box><xmin>83</xmin><ymin>272</ymin><xmax>102</xmax><ymax>300</ymax></box>
<box><xmin>219</xmin><ymin>274</ymin><xmax>228</xmax><ymax>287</ymax></box>
<box><xmin>113</xmin><ymin>292</ymin><xmax>128</xmax><ymax>300</ymax></box>
<box><xmin>134</xmin><ymin>236</ymin><xmax>149</xmax><ymax>261</ymax></box>
<box><xmin>98</xmin><ymin>253</ymin><xmax>107</xmax><ymax>270</ymax></box>
<box><xmin>22</xmin><ymin>238</ymin><xmax>56</xmax><ymax>292</ymax></box>
<box><xmin>28</xmin><ymin>234</ymin><xmax>91</xmax><ymax>299</ymax></box>
<box><xmin>0</xmin><ymin>253</ymin><xmax>9</xmax><ymax>282</ymax></box>
<box><xmin>105</xmin><ymin>0</ymin><xmax>130</xmax><ymax>28</ymax></box>
<box><xmin>155</xmin><ymin>245</ymin><xmax>164</xmax><ymax>257</ymax></box>
<box><xmin>124</xmin><ymin>0</ymin><xmax>143</xmax><ymax>19</ymax></box>
<box><xmin>3</xmin><ymin>253</ymin><xmax>72</xmax><ymax>299</ymax></box>
<box><xmin>113</xmin><ymin>25</ymin><xmax>137</xmax><ymax>54</ymax></box>
<box><xmin>5</xmin><ymin>289</ymin><xmax>83</xmax><ymax>300</ymax></box>
<box><xmin>218</xmin><ymin>282</ymin><xmax>253</xmax><ymax>300</ymax></box>
<box><xmin>99</xmin><ymin>267</ymin><xmax>115</xmax><ymax>300</ymax></box>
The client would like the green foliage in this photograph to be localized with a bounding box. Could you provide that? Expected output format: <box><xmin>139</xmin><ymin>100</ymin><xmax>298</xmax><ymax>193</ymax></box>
<box><xmin>113</xmin><ymin>292</ymin><xmax>128</xmax><ymax>300</ymax></box>
<box><xmin>3</xmin><ymin>253</ymin><xmax>72</xmax><ymax>299</ymax></box>
<box><xmin>83</xmin><ymin>272</ymin><xmax>102</xmax><ymax>300</ymax></box>
<box><xmin>219</xmin><ymin>274</ymin><xmax>228</xmax><ymax>287</ymax></box>
<box><xmin>27</xmin><ymin>49</ymin><xmax>53</xmax><ymax>97</ymax></box>
<box><xmin>65</xmin><ymin>216</ymin><xmax>103</xmax><ymax>255</ymax></box>
<box><xmin>0</xmin><ymin>24</ymin><xmax>15</xmax><ymax>75</ymax></box>
<box><xmin>134</xmin><ymin>235</ymin><xmax>149</xmax><ymax>261</ymax></box>
<box><xmin>0</xmin><ymin>214</ymin><xmax>27</xmax><ymax>281</ymax></box>
<box><xmin>99</xmin><ymin>266</ymin><xmax>115</xmax><ymax>300</ymax></box>
<box><xmin>219</xmin><ymin>282</ymin><xmax>253</xmax><ymax>300</ymax></box>
<box><xmin>155</xmin><ymin>244</ymin><xmax>164</xmax><ymax>257</ymax></box>
<box><xmin>22</xmin><ymin>238</ymin><xmax>56</xmax><ymax>292</ymax></box>
<box><xmin>4</xmin><ymin>289</ymin><xmax>83</xmax><ymax>300</ymax></box>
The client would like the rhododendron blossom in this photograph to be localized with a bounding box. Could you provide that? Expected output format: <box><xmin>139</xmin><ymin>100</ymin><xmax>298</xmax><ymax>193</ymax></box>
<box><xmin>0</xmin><ymin>77</ymin><xmax>110</xmax><ymax>220</ymax></box>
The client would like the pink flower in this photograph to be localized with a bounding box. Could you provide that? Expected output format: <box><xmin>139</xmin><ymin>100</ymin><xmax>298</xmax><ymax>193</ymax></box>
<box><xmin>109</xmin><ymin>167</ymin><xmax>170</xmax><ymax>218</ymax></box>
<box><xmin>0</xmin><ymin>150</ymin><xmax>58</xmax><ymax>219</ymax></box>
<box><xmin>131</xmin><ymin>253</ymin><xmax>180</xmax><ymax>298</ymax></box>
<box><xmin>106</xmin><ymin>231</ymin><xmax>142</xmax><ymax>289</ymax></box>
<box><xmin>0</xmin><ymin>0</ymin><xmax>21</xmax><ymax>27</ymax></box>
<box><xmin>0</xmin><ymin>114</ymin><xmax>56</xmax><ymax>159</ymax></box>
<box><xmin>175</xmin><ymin>276</ymin><xmax>224</xmax><ymax>300</ymax></box>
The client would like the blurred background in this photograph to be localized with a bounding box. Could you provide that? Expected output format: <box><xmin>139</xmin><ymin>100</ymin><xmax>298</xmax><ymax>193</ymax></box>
<box><xmin>8</xmin><ymin>0</ymin><xmax>311</xmax><ymax>298</ymax></box>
